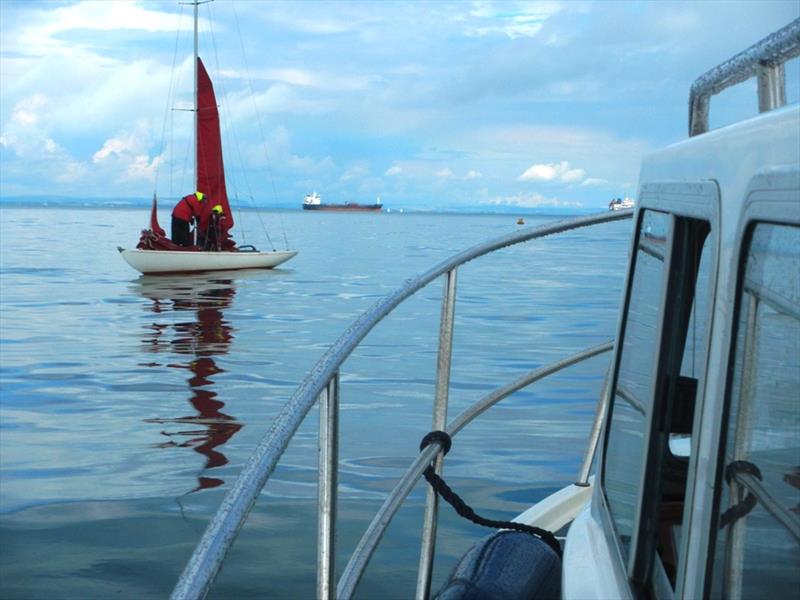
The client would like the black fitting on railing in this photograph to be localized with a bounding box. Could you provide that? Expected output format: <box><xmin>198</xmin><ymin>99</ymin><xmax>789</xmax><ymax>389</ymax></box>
<box><xmin>724</xmin><ymin>460</ymin><xmax>763</xmax><ymax>486</ymax></box>
<box><xmin>419</xmin><ymin>430</ymin><xmax>452</xmax><ymax>455</ymax></box>
<box><xmin>419</xmin><ymin>431</ymin><xmax>562</xmax><ymax>558</ymax></box>
<box><xmin>719</xmin><ymin>460</ymin><xmax>763</xmax><ymax>529</ymax></box>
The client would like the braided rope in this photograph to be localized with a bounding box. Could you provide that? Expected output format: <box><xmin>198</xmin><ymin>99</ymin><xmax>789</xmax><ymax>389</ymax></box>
<box><xmin>420</xmin><ymin>431</ymin><xmax>563</xmax><ymax>558</ymax></box>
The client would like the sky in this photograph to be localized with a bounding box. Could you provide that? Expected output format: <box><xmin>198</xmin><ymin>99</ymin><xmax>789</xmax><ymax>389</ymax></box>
<box><xmin>1</xmin><ymin>1</ymin><xmax>798</xmax><ymax>211</ymax></box>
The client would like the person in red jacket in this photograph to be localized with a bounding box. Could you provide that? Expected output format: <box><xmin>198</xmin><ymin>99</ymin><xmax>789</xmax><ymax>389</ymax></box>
<box><xmin>172</xmin><ymin>191</ymin><xmax>207</xmax><ymax>247</ymax></box>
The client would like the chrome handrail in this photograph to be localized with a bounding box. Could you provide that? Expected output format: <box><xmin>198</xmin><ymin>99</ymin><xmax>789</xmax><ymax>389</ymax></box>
<box><xmin>689</xmin><ymin>18</ymin><xmax>800</xmax><ymax>136</ymax></box>
<box><xmin>417</xmin><ymin>266</ymin><xmax>457</xmax><ymax>600</ymax></box>
<box><xmin>744</xmin><ymin>278</ymin><xmax>800</xmax><ymax>320</ymax></box>
<box><xmin>337</xmin><ymin>342</ymin><xmax>613</xmax><ymax>599</ymax></box>
<box><xmin>317</xmin><ymin>374</ymin><xmax>340</xmax><ymax>600</ymax></box>
<box><xmin>731</xmin><ymin>470</ymin><xmax>800</xmax><ymax>544</ymax></box>
<box><xmin>171</xmin><ymin>209</ymin><xmax>633</xmax><ymax>600</ymax></box>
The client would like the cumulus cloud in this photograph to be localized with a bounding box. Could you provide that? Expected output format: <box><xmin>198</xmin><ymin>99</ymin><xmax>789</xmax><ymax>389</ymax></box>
<box><xmin>483</xmin><ymin>192</ymin><xmax>583</xmax><ymax>208</ymax></box>
<box><xmin>55</xmin><ymin>160</ymin><xmax>89</xmax><ymax>183</ymax></box>
<box><xmin>243</xmin><ymin>125</ymin><xmax>336</xmax><ymax>175</ymax></box>
<box><xmin>255</xmin><ymin>5</ymin><xmax>361</xmax><ymax>36</ymax></box>
<box><xmin>12</xmin><ymin>1</ymin><xmax>191</xmax><ymax>58</ymax></box>
<box><xmin>94</xmin><ymin>136</ymin><xmax>136</xmax><ymax>163</ymax></box>
<box><xmin>43</xmin><ymin>138</ymin><xmax>59</xmax><ymax>153</ymax></box>
<box><xmin>125</xmin><ymin>154</ymin><xmax>163</xmax><ymax>181</ymax></box>
<box><xmin>466</xmin><ymin>2</ymin><xmax>564</xmax><ymax>39</ymax></box>
<box><xmin>91</xmin><ymin>121</ymin><xmax>163</xmax><ymax>182</ymax></box>
<box><xmin>93</xmin><ymin>121</ymin><xmax>151</xmax><ymax>160</ymax></box>
<box><xmin>3</xmin><ymin>0</ymin><xmax>794</xmax><ymax>206</ymax></box>
<box><xmin>1</xmin><ymin>95</ymin><xmax>58</xmax><ymax>158</ymax></box>
<box><xmin>580</xmin><ymin>177</ymin><xmax>608</xmax><ymax>186</ymax></box>
<box><xmin>0</xmin><ymin>93</ymin><xmax>92</xmax><ymax>189</ymax></box>
<box><xmin>287</xmin><ymin>154</ymin><xmax>335</xmax><ymax>174</ymax></box>
<box><xmin>518</xmin><ymin>161</ymin><xmax>586</xmax><ymax>183</ymax></box>
<box><xmin>11</xmin><ymin>94</ymin><xmax>48</xmax><ymax>125</ymax></box>
<box><xmin>454</xmin><ymin>125</ymin><xmax>650</xmax><ymax>192</ymax></box>
<box><xmin>259</xmin><ymin>68</ymin><xmax>375</xmax><ymax>92</ymax></box>
<box><xmin>341</xmin><ymin>161</ymin><xmax>370</xmax><ymax>182</ymax></box>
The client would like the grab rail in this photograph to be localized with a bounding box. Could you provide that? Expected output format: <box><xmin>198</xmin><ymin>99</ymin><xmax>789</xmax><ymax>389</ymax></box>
<box><xmin>689</xmin><ymin>18</ymin><xmax>800</xmax><ymax>136</ymax></box>
<box><xmin>337</xmin><ymin>341</ymin><xmax>613</xmax><ymax>599</ymax></box>
<box><xmin>171</xmin><ymin>209</ymin><xmax>633</xmax><ymax>600</ymax></box>
<box><xmin>730</xmin><ymin>469</ymin><xmax>800</xmax><ymax>544</ymax></box>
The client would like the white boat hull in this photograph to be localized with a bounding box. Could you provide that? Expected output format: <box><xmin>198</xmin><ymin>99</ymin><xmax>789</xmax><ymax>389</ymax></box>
<box><xmin>118</xmin><ymin>247</ymin><xmax>297</xmax><ymax>274</ymax></box>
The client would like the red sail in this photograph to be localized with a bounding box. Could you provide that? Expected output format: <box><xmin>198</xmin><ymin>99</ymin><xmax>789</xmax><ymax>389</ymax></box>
<box><xmin>149</xmin><ymin>194</ymin><xmax>166</xmax><ymax>237</ymax></box>
<box><xmin>196</xmin><ymin>57</ymin><xmax>234</xmax><ymax>235</ymax></box>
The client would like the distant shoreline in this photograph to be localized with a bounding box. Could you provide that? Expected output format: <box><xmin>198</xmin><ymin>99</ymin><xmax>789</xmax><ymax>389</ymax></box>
<box><xmin>0</xmin><ymin>196</ymin><xmax>599</xmax><ymax>217</ymax></box>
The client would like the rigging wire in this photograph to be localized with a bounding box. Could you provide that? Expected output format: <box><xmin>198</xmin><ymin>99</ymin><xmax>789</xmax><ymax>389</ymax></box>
<box><xmin>157</xmin><ymin>2</ymin><xmax>192</xmax><ymax>203</ymax></box>
<box><xmin>154</xmin><ymin>4</ymin><xmax>186</xmax><ymax>201</ymax></box>
<box><xmin>174</xmin><ymin>15</ymin><xmax>193</xmax><ymax>200</ymax></box>
<box><xmin>179</xmin><ymin>118</ymin><xmax>191</xmax><ymax>197</ymax></box>
<box><xmin>205</xmin><ymin>0</ymin><xmax>277</xmax><ymax>251</ymax></box>
<box><xmin>203</xmin><ymin>2</ymin><xmax>252</xmax><ymax>246</ymax></box>
<box><xmin>230</xmin><ymin>0</ymin><xmax>291</xmax><ymax>250</ymax></box>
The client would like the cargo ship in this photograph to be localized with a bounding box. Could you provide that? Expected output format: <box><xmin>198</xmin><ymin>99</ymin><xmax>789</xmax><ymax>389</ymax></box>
<box><xmin>302</xmin><ymin>192</ymin><xmax>383</xmax><ymax>212</ymax></box>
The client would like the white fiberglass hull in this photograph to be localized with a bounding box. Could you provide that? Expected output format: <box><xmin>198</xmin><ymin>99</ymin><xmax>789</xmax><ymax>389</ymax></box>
<box><xmin>118</xmin><ymin>247</ymin><xmax>297</xmax><ymax>274</ymax></box>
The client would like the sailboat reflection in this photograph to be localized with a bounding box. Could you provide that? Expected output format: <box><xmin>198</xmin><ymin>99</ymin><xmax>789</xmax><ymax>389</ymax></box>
<box><xmin>134</xmin><ymin>273</ymin><xmax>241</xmax><ymax>492</ymax></box>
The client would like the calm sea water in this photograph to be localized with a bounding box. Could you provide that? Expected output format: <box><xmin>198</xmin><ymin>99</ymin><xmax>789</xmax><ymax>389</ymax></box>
<box><xmin>0</xmin><ymin>206</ymin><xmax>632</xmax><ymax>599</ymax></box>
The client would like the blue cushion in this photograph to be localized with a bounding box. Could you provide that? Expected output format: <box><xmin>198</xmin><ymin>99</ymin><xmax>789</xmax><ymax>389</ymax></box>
<box><xmin>435</xmin><ymin>531</ymin><xmax>561</xmax><ymax>600</ymax></box>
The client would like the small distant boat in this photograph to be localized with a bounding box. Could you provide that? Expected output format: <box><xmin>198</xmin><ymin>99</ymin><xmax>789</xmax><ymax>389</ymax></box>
<box><xmin>302</xmin><ymin>192</ymin><xmax>383</xmax><ymax>212</ymax></box>
<box><xmin>608</xmin><ymin>196</ymin><xmax>635</xmax><ymax>211</ymax></box>
<box><xmin>517</xmin><ymin>217</ymin><xmax>525</xmax><ymax>225</ymax></box>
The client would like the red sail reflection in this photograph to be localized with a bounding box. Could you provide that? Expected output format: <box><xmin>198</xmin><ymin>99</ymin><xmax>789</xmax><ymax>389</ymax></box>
<box><xmin>137</xmin><ymin>276</ymin><xmax>242</xmax><ymax>493</ymax></box>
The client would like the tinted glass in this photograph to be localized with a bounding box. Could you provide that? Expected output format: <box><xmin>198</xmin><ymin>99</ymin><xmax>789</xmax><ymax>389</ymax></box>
<box><xmin>710</xmin><ymin>223</ymin><xmax>800</xmax><ymax>598</ymax></box>
<box><xmin>604</xmin><ymin>210</ymin><xmax>671</xmax><ymax>558</ymax></box>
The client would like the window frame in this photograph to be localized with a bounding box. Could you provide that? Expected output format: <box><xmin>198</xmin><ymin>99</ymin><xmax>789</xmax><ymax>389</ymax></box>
<box><xmin>688</xmin><ymin>169</ymin><xmax>800</xmax><ymax>599</ymax></box>
<box><xmin>599</xmin><ymin>181</ymin><xmax>720</xmax><ymax>597</ymax></box>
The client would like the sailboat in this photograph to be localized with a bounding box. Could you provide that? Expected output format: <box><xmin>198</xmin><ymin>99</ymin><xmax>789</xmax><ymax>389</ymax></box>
<box><xmin>118</xmin><ymin>3</ymin><xmax>297</xmax><ymax>275</ymax></box>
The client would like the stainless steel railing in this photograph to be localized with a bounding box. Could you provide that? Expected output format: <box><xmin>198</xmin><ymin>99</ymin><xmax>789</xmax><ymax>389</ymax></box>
<box><xmin>689</xmin><ymin>18</ymin><xmax>800</xmax><ymax>136</ymax></box>
<box><xmin>337</xmin><ymin>341</ymin><xmax>614</xmax><ymax>600</ymax></box>
<box><xmin>171</xmin><ymin>209</ymin><xmax>633</xmax><ymax>600</ymax></box>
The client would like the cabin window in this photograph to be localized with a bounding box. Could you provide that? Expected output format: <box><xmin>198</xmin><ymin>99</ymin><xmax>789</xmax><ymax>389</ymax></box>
<box><xmin>604</xmin><ymin>207</ymin><xmax>715</xmax><ymax>592</ymax></box>
<box><xmin>604</xmin><ymin>210</ymin><xmax>673</xmax><ymax>559</ymax></box>
<box><xmin>647</xmin><ymin>217</ymin><xmax>714</xmax><ymax>593</ymax></box>
<box><xmin>709</xmin><ymin>222</ymin><xmax>800</xmax><ymax>599</ymax></box>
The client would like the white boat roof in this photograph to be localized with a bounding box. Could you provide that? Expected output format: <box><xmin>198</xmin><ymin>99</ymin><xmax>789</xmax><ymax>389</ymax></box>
<box><xmin>639</xmin><ymin>103</ymin><xmax>799</xmax><ymax>250</ymax></box>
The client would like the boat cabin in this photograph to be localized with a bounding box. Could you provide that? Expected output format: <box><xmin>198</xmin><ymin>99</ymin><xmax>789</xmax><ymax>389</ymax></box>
<box><xmin>562</xmin><ymin>21</ymin><xmax>800</xmax><ymax>600</ymax></box>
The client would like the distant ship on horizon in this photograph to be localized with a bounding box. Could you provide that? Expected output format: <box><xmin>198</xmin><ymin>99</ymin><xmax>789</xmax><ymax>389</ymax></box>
<box><xmin>302</xmin><ymin>192</ymin><xmax>383</xmax><ymax>212</ymax></box>
<box><xmin>608</xmin><ymin>196</ymin><xmax>635</xmax><ymax>211</ymax></box>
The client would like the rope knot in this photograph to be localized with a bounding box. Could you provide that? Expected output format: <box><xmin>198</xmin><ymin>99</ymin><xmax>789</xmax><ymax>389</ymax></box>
<box><xmin>420</xmin><ymin>430</ymin><xmax>452</xmax><ymax>456</ymax></box>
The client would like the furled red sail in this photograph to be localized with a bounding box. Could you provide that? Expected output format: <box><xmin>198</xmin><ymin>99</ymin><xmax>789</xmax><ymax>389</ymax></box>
<box><xmin>148</xmin><ymin>194</ymin><xmax>166</xmax><ymax>237</ymax></box>
<box><xmin>137</xmin><ymin>194</ymin><xmax>186</xmax><ymax>250</ymax></box>
<box><xmin>196</xmin><ymin>57</ymin><xmax>234</xmax><ymax>237</ymax></box>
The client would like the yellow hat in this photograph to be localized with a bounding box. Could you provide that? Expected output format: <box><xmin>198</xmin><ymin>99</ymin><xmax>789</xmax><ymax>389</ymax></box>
<box><xmin>195</xmin><ymin>191</ymin><xmax>205</xmax><ymax>201</ymax></box>
<box><xmin>212</xmin><ymin>204</ymin><xmax>223</xmax><ymax>215</ymax></box>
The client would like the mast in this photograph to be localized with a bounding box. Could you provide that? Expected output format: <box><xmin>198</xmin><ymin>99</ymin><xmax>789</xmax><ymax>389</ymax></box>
<box><xmin>193</xmin><ymin>0</ymin><xmax>199</xmax><ymax>192</ymax></box>
<box><xmin>186</xmin><ymin>0</ymin><xmax>211</xmax><ymax>190</ymax></box>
